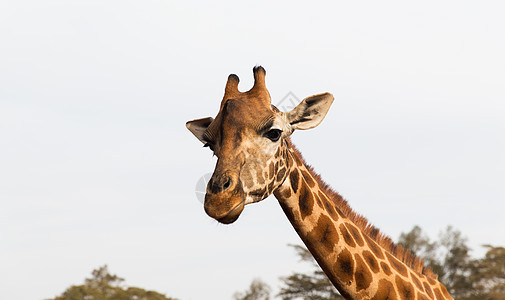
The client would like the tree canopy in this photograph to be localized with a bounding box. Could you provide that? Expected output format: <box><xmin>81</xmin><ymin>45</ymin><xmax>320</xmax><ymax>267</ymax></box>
<box><xmin>398</xmin><ymin>226</ymin><xmax>505</xmax><ymax>300</ymax></box>
<box><xmin>236</xmin><ymin>225</ymin><xmax>505</xmax><ymax>300</ymax></box>
<box><xmin>277</xmin><ymin>245</ymin><xmax>343</xmax><ymax>300</ymax></box>
<box><xmin>47</xmin><ymin>225</ymin><xmax>505</xmax><ymax>300</ymax></box>
<box><xmin>233</xmin><ymin>279</ymin><xmax>272</xmax><ymax>300</ymax></box>
<box><xmin>48</xmin><ymin>265</ymin><xmax>177</xmax><ymax>300</ymax></box>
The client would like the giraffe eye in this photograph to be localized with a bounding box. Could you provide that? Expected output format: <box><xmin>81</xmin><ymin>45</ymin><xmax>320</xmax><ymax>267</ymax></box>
<box><xmin>265</xmin><ymin>129</ymin><xmax>282</xmax><ymax>142</ymax></box>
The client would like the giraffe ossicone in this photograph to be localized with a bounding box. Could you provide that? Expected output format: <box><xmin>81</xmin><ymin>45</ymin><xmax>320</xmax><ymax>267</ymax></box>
<box><xmin>186</xmin><ymin>66</ymin><xmax>453</xmax><ymax>299</ymax></box>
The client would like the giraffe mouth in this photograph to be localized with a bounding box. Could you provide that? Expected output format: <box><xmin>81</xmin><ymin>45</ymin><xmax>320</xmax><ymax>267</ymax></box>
<box><xmin>217</xmin><ymin>200</ymin><xmax>245</xmax><ymax>224</ymax></box>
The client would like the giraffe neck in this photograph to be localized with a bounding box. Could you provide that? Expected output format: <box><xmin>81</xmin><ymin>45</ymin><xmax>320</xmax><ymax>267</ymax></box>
<box><xmin>273</xmin><ymin>141</ymin><xmax>452</xmax><ymax>299</ymax></box>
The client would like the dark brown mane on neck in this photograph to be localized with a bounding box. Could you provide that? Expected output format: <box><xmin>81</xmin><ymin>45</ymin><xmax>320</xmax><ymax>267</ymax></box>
<box><xmin>286</xmin><ymin>138</ymin><xmax>437</xmax><ymax>279</ymax></box>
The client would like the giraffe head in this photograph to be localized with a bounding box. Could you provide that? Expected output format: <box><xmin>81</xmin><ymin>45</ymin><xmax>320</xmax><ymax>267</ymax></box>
<box><xmin>186</xmin><ymin>66</ymin><xmax>334</xmax><ymax>224</ymax></box>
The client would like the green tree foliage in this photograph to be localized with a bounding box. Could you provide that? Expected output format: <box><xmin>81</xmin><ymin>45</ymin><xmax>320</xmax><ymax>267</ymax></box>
<box><xmin>235</xmin><ymin>226</ymin><xmax>505</xmax><ymax>300</ymax></box>
<box><xmin>48</xmin><ymin>265</ymin><xmax>177</xmax><ymax>300</ymax></box>
<box><xmin>399</xmin><ymin>226</ymin><xmax>505</xmax><ymax>300</ymax></box>
<box><xmin>438</xmin><ymin>226</ymin><xmax>474</xmax><ymax>297</ymax></box>
<box><xmin>233</xmin><ymin>278</ymin><xmax>272</xmax><ymax>300</ymax></box>
<box><xmin>466</xmin><ymin>245</ymin><xmax>505</xmax><ymax>300</ymax></box>
<box><xmin>277</xmin><ymin>245</ymin><xmax>343</xmax><ymax>300</ymax></box>
<box><xmin>399</xmin><ymin>225</ymin><xmax>473</xmax><ymax>297</ymax></box>
<box><xmin>397</xmin><ymin>225</ymin><xmax>438</xmax><ymax>267</ymax></box>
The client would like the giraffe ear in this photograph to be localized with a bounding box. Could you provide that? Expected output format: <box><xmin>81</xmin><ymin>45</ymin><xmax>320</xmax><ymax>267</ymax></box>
<box><xmin>186</xmin><ymin>117</ymin><xmax>214</xmax><ymax>144</ymax></box>
<box><xmin>286</xmin><ymin>93</ymin><xmax>334</xmax><ymax>130</ymax></box>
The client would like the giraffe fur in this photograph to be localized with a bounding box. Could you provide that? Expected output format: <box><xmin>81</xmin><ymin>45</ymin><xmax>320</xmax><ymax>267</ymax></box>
<box><xmin>186</xmin><ymin>66</ymin><xmax>452</xmax><ymax>299</ymax></box>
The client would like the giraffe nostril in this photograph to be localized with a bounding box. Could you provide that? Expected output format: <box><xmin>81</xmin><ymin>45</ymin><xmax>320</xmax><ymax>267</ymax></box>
<box><xmin>223</xmin><ymin>176</ymin><xmax>231</xmax><ymax>190</ymax></box>
<box><xmin>208</xmin><ymin>174</ymin><xmax>234</xmax><ymax>194</ymax></box>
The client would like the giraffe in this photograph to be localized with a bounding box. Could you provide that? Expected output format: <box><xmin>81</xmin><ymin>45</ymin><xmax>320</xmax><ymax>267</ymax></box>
<box><xmin>186</xmin><ymin>66</ymin><xmax>453</xmax><ymax>299</ymax></box>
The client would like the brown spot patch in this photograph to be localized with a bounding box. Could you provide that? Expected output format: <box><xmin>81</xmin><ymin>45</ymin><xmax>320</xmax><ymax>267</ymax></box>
<box><xmin>279</xmin><ymin>202</ymin><xmax>297</xmax><ymax>223</ymax></box>
<box><xmin>364</xmin><ymin>235</ymin><xmax>384</xmax><ymax>259</ymax></box>
<box><xmin>372</xmin><ymin>279</ymin><xmax>397</xmax><ymax>300</ymax></box>
<box><xmin>244</xmin><ymin>169</ymin><xmax>255</xmax><ymax>189</ymax></box>
<box><xmin>318</xmin><ymin>189</ymin><xmax>328</xmax><ymax>201</ymax></box>
<box><xmin>276</xmin><ymin>167</ymin><xmax>286</xmax><ymax>182</ymax></box>
<box><xmin>255</xmin><ymin>166</ymin><xmax>265</xmax><ymax>184</ymax></box>
<box><xmin>386</xmin><ymin>252</ymin><xmax>408</xmax><ymax>276</ymax></box>
<box><xmin>362</xmin><ymin>250</ymin><xmax>380</xmax><ymax>273</ymax></box>
<box><xmin>354</xmin><ymin>254</ymin><xmax>373</xmax><ymax>291</ymax></box>
<box><xmin>288</xmin><ymin>154</ymin><xmax>295</xmax><ymax>169</ymax></box>
<box><xmin>334</xmin><ymin>248</ymin><xmax>354</xmax><ymax>283</ymax></box>
<box><xmin>427</xmin><ymin>276</ymin><xmax>436</xmax><ymax>285</ymax></box>
<box><xmin>440</xmin><ymin>284</ymin><xmax>451</xmax><ymax>298</ymax></box>
<box><xmin>299</xmin><ymin>183</ymin><xmax>314</xmax><ymax>219</ymax></box>
<box><xmin>281</xmin><ymin>187</ymin><xmax>291</xmax><ymax>198</ymax></box>
<box><xmin>418</xmin><ymin>291</ymin><xmax>430</xmax><ymax>300</ymax></box>
<box><xmin>346</xmin><ymin>224</ymin><xmax>365</xmax><ymax>247</ymax></box>
<box><xmin>289</xmin><ymin>170</ymin><xmax>299</xmax><ymax>193</ymax></box>
<box><xmin>410</xmin><ymin>272</ymin><xmax>423</xmax><ymax>292</ymax></box>
<box><xmin>395</xmin><ymin>275</ymin><xmax>415</xmax><ymax>300</ymax></box>
<box><xmin>339</xmin><ymin>223</ymin><xmax>356</xmax><ymax>248</ymax></box>
<box><xmin>268</xmin><ymin>162</ymin><xmax>274</xmax><ymax>179</ymax></box>
<box><xmin>302</xmin><ymin>170</ymin><xmax>315</xmax><ymax>187</ymax></box>
<box><xmin>320</xmin><ymin>192</ymin><xmax>339</xmax><ymax>221</ymax></box>
<box><xmin>308</xmin><ymin>215</ymin><xmax>338</xmax><ymax>254</ymax></box>
<box><xmin>433</xmin><ymin>288</ymin><xmax>443</xmax><ymax>299</ymax></box>
<box><xmin>422</xmin><ymin>282</ymin><xmax>434</xmax><ymax>299</ymax></box>
<box><xmin>380</xmin><ymin>262</ymin><xmax>392</xmax><ymax>276</ymax></box>
<box><xmin>295</xmin><ymin>154</ymin><xmax>304</xmax><ymax>166</ymax></box>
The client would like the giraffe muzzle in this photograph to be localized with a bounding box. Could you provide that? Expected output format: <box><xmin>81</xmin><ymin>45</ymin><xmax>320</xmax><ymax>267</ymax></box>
<box><xmin>204</xmin><ymin>172</ymin><xmax>245</xmax><ymax>224</ymax></box>
<box><xmin>215</xmin><ymin>200</ymin><xmax>245</xmax><ymax>224</ymax></box>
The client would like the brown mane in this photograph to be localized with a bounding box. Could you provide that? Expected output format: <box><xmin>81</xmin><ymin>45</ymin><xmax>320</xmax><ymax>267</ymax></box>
<box><xmin>286</xmin><ymin>138</ymin><xmax>437</xmax><ymax>279</ymax></box>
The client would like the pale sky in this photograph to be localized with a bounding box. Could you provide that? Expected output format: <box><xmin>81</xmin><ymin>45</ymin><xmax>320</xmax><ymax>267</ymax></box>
<box><xmin>1</xmin><ymin>1</ymin><xmax>504</xmax><ymax>299</ymax></box>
